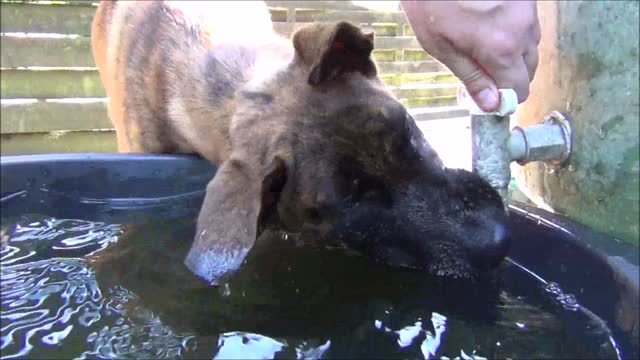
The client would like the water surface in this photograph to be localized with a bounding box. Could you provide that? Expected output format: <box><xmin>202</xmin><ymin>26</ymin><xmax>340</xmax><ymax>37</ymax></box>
<box><xmin>0</xmin><ymin>212</ymin><xmax>622</xmax><ymax>359</ymax></box>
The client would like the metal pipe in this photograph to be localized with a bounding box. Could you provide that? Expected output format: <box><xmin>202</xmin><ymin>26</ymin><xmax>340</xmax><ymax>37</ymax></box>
<box><xmin>471</xmin><ymin>114</ymin><xmax>511</xmax><ymax>208</ymax></box>
<box><xmin>508</xmin><ymin>111</ymin><xmax>573</xmax><ymax>167</ymax></box>
<box><xmin>459</xmin><ymin>88</ymin><xmax>518</xmax><ymax>210</ymax></box>
<box><xmin>458</xmin><ymin>88</ymin><xmax>572</xmax><ymax>208</ymax></box>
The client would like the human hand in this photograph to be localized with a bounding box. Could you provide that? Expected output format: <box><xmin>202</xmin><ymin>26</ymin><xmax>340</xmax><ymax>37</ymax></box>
<box><xmin>400</xmin><ymin>1</ymin><xmax>541</xmax><ymax>112</ymax></box>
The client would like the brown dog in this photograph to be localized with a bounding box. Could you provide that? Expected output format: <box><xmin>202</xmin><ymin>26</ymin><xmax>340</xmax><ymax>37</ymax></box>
<box><xmin>92</xmin><ymin>0</ymin><xmax>510</xmax><ymax>284</ymax></box>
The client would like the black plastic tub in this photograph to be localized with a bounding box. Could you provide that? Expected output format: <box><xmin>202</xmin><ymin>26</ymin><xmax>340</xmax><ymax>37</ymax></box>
<box><xmin>1</xmin><ymin>153</ymin><xmax>638</xmax><ymax>359</ymax></box>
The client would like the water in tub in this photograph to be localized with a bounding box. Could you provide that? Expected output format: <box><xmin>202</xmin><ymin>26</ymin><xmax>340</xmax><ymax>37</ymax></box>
<box><xmin>0</xmin><ymin>206</ymin><xmax>622</xmax><ymax>359</ymax></box>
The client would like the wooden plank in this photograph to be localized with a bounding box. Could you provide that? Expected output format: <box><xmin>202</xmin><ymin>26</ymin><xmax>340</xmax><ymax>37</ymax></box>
<box><xmin>0</xmin><ymin>2</ymin><xmax>95</xmax><ymax>35</ymax></box>
<box><xmin>374</xmin><ymin>36</ymin><xmax>420</xmax><ymax>50</ymax></box>
<box><xmin>0</xmin><ymin>35</ymin><xmax>94</xmax><ymax>68</ymax></box>
<box><xmin>400</xmin><ymin>95</ymin><xmax>458</xmax><ymax>108</ymax></box>
<box><xmin>273</xmin><ymin>21</ymin><xmax>399</xmax><ymax>37</ymax></box>
<box><xmin>403</xmin><ymin>49</ymin><xmax>431</xmax><ymax>62</ymax></box>
<box><xmin>274</xmin><ymin>25</ymin><xmax>421</xmax><ymax>52</ymax></box>
<box><xmin>0</xmin><ymin>2</ymin><xmax>290</xmax><ymax>34</ymax></box>
<box><xmin>398</xmin><ymin>72</ymin><xmax>457</xmax><ymax>85</ymax></box>
<box><xmin>1</xmin><ymin>100</ymin><xmax>110</xmax><ymax>133</ymax></box>
<box><xmin>1</xmin><ymin>69</ymin><xmax>105</xmax><ymax>98</ymax></box>
<box><xmin>390</xmin><ymin>83</ymin><xmax>458</xmax><ymax>99</ymax></box>
<box><xmin>368</xmin><ymin>23</ymin><xmax>398</xmax><ymax>37</ymax></box>
<box><xmin>0</xmin><ymin>28</ymin><xmax>415</xmax><ymax>70</ymax></box>
<box><xmin>404</xmin><ymin>24</ymin><xmax>415</xmax><ymax>36</ymax></box>
<box><xmin>1</xmin><ymin>130</ymin><xmax>117</xmax><ymax>155</ymax></box>
<box><xmin>372</xmin><ymin>50</ymin><xmax>398</xmax><ymax>62</ymax></box>
<box><xmin>268</xmin><ymin>7</ymin><xmax>288</xmax><ymax>23</ymax></box>
<box><xmin>410</xmin><ymin>107</ymin><xmax>469</xmax><ymax>122</ymax></box>
<box><xmin>295</xmin><ymin>9</ymin><xmax>407</xmax><ymax>24</ymax></box>
<box><xmin>376</xmin><ymin>60</ymin><xmax>444</xmax><ymax>74</ymax></box>
<box><xmin>0</xmin><ymin>2</ymin><xmax>404</xmax><ymax>36</ymax></box>
<box><xmin>379</xmin><ymin>72</ymin><xmax>457</xmax><ymax>87</ymax></box>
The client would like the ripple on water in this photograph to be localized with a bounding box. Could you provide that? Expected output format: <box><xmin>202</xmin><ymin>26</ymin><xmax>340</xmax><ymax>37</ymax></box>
<box><xmin>1</xmin><ymin>217</ymin><xmax>195</xmax><ymax>359</ymax></box>
<box><xmin>0</xmin><ymin>215</ymin><xmax>626</xmax><ymax>360</ymax></box>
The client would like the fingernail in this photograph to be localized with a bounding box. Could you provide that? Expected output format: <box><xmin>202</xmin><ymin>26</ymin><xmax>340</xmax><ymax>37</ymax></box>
<box><xmin>475</xmin><ymin>88</ymin><xmax>499</xmax><ymax>111</ymax></box>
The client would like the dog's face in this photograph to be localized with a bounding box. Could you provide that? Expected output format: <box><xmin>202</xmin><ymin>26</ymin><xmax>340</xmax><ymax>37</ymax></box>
<box><xmin>185</xmin><ymin>22</ymin><xmax>510</xmax><ymax>284</ymax></box>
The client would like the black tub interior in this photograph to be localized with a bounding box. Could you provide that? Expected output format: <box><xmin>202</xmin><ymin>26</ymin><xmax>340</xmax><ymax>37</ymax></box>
<box><xmin>1</xmin><ymin>154</ymin><xmax>638</xmax><ymax>359</ymax></box>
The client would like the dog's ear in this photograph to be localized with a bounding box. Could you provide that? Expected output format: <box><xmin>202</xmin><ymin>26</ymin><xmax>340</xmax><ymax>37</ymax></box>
<box><xmin>293</xmin><ymin>21</ymin><xmax>376</xmax><ymax>86</ymax></box>
<box><xmin>184</xmin><ymin>155</ymin><xmax>287</xmax><ymax>284</ymax></box>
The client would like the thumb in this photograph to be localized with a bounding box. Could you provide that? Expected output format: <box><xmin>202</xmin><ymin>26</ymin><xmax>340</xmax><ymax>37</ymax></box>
<box><xmin>442</xmin><ymin>53</ymin><xmax>500</xmax><ymax>112</ymax></box>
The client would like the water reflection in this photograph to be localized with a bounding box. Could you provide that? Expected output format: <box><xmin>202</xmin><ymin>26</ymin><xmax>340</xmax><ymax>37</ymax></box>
<box><xmin>1</xmin><ymin>217</ymin><xmax>194</xmax><ymax>359</ymax></box>
<box><xmin>2</xmin><ymin>257</ymin><xmax>99</xmax><ymax>359</ymax></box>
<box><xmin>0</xmin><ymin>215</ymin><xmax>623</xmax><ymax>360</ymax></box>
<box><xmin>421</xmin><ymin>313</ymin><xmax>447</xmax><ymax>359</ymax></box>
<box><xmin>213</xmin><ymin>332</ymin><xmax>287</xmax><ymax>359</ymax></box>
<box><xmin>77</xmin><ymin>286</ymin><xmax>197</xmax><ymax>359</ymax></box>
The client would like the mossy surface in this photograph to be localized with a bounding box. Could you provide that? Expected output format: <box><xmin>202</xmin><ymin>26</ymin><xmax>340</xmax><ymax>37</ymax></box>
<box><xmin>514</xmin><ymin>1</ymin><xmax>639</xmax><ymax>246</ymax></box>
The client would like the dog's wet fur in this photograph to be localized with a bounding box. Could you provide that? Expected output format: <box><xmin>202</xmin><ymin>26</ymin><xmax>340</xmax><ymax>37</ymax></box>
<box><xmin>92</xmin><ymin>0</ymin><xmax>510</xmax><ymax>284</ymax></box>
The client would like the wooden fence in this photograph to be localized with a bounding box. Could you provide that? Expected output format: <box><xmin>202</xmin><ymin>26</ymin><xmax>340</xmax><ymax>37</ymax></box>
<box><xmin>0</xmin><ymin>0</ymin><xmax>467</xmax><ymax>155</ymax></box>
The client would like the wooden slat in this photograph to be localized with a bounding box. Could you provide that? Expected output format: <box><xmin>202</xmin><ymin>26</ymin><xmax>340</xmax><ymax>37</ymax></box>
<box><xmin>0</xmin><ymin>3</ymin><xmax>293</xmax><ymax>35</ymax></box>
<box><xmin>400</xmin><ymin>95</ymin><xmax>458</xmax><ymax>108</ymax></box>
<box><xmin>1</xmin><ymin>130</ymin><xmax>116</xmax><ymax>155</ymax></box>
<box><xmin>273</xmin><ymin>21</ymin><xmax>399</xmax><ymax>38</ymax></box>
<box><xmin>1</xmin><ymin>69</ymin><xmax>105</xmax><ymax>98</ymax></box>
<box><xmin>368</xmin><ymin>23</ymin><xmax>399</xmax><ymax>37</ymax></box>
<box><xmin>274</xmin><ymin>24</ymin><xmax>415</xmax><ymax>49</ymax></box>
<box><xmin>0</xmin><ymin>35</ymin><xmax>94</xmax><ymax>67</ymax></box>
<box><xmin>0</xmin><ymin>34</ymin><xmax>420</xmax><ymax>70</ymax></box>
<box><xmin>398</xmin><ymin>72</ymin><xmax>457</xmax><ymax>85</ymax></box>
<box><xmin>372</xmin><ymin>50</ymin><xmax>398</xmax><ymax>62</ymax></box>
<box><xmin>403</xmin><ymin>24</ymin><xmax>415</xmax><ymax>36</ymax></box>
<box><xmin>374</xmin><ymin>36</ymin><xmax>420</xmax><ymax>50</ymax></box>
<box><xmin>0</xmin><ymin>2</ymin><xmax>406</xmax><ymax>36</ymax></box>
<box><xmin>0</xmin><ymin>2</ymin><xmax>95</xmax><ymax>35</ymax></box>
<box><xmin>376</xmin><ymin>60</ymin><xmax>444</xmax><ymax>74</ymax></box>
<box><xmin>0</xmin><ymin>36</ymin><xmax>429</xmax><ymax>74</ymax></box>
<box><xmin>0</xmin><ymin>4</ymin><xmax>412</xmax><ymax>51</ymax></box>
<box><xmin>390</xmin><ymin>84</ymin><xmax>458</xmax><ymax>99</ymax></box>
<box><xmin>273</xmin><ymin>23</ymin><xmax>420</xmax><ymax>52</ymax></box>
<box><xmin>295</xmin><ymin>9</ymin><xmax>407</xmax><ymax>24</ymax></box>
<box><xmin>1</xmin><ymin>100</ymin><xmax>110</xmax><ymax>133</ymax></box>
<box><xmin>268</xmin><ymin>8</ymin><xmax>288</xmax><ymax>23</ymax></box>
<box><xmin>403</xmin><ymin>49</ymin><xmax>432</xmax><ymax>62</ymax></box>
<box><xmin>380</xmin><ymin>72</ymin><xmax>456</xmax><ymax>87</ymax></box>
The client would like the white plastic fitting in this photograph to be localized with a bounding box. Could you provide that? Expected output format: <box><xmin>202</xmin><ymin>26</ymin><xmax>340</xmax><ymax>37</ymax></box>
<box><xmin>457</xmin><ymin>87</ymin><xmax>518</xmax><ymax>117</ymax></box>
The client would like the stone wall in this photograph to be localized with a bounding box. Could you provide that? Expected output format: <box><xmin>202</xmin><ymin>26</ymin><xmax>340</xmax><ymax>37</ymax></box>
<box><xmin>513</xmin><ymin>1</ymin><xmax>639</xmax><ymax>245</ymax></box>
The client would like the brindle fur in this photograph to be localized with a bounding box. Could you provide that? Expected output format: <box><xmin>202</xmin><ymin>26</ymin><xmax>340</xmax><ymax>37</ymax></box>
<box><xmin>92</xmin><ymin>0</ymin><xmax>510</xmax><ymax>284</ymax></box>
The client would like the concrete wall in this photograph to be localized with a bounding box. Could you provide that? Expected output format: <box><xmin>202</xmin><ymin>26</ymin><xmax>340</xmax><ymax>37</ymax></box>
<box><xmin>513</xmin><ymin>1</ymin><xmax>639</xmax><ymax>245</ymax></box>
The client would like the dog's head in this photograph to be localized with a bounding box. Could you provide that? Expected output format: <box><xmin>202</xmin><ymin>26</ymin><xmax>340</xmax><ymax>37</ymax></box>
<box><xmin>185</xmin><ymin>22</ymin><xmax>510</xmax><ymax>284</ymax></box>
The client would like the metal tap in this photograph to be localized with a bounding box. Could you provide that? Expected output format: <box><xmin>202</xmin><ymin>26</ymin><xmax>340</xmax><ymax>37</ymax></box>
<box><xmin>458</xmin><ymin>88</ymin><xmax>573</xmax><ymax>209</ymax></box>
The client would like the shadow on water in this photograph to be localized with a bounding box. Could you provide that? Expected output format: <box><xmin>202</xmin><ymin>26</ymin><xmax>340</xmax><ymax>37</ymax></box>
<box><xmin>2</xmin><ymin>210</ymin><xmax>614</xmax><ymax>359</ymax></box>
<box><xmin>0</xmin><ymin>189</ymin><xmax>626</xmax><ymax>359</ymax></box>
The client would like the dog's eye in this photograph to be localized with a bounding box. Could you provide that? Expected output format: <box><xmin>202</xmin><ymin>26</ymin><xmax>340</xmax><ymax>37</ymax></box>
<box><xmin>350</xmin><ymin>178</ymin><xmax>369</xmax><ymax>200</ymax></box>
<box><xmin>337</xmin><ymin>156</ymin><xmax>391</xmax><ymax>207</ymax></box>
<box><xmin>351</xmin><ymin>179</ymin><xmax>361</xmax><ymax>193</ymax></box>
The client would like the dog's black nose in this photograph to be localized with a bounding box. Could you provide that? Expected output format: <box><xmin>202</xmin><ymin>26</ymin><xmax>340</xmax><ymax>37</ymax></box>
<box><xmin>466</xmin><ymin>221</ymin><xmax>511</xmax><ymax>271</ymax></box>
